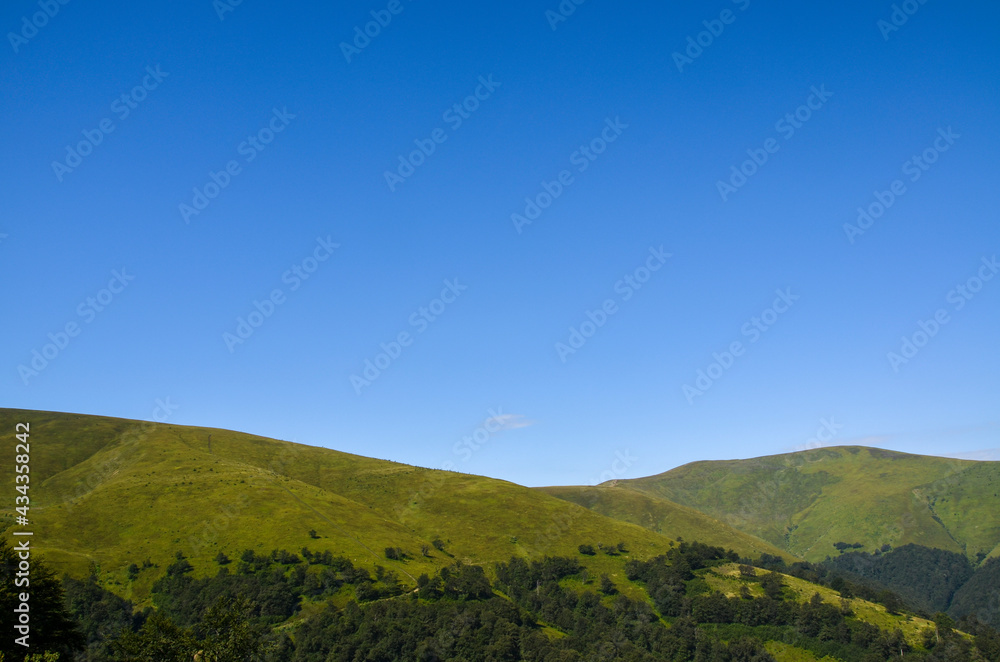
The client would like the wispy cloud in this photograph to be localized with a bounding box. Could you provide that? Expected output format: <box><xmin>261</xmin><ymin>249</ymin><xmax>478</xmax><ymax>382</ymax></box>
<box><xmin>487</xmin><ymin>413</ymin><xmax>534</xmax><ymax>431</ymax></box>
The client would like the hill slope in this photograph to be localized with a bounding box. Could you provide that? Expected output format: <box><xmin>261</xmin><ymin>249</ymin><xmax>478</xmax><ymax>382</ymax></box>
<box><xmin>4</xmin><ymin>410</ymin><xmax>999</xmax><ymax>660</ymax></box>
<box><xmin>537</xmin><ymin>484</ymin><xmax>792</xmax><ymax>561</ymax></box>
<box><xmin>610</xmin><ymin>446</ymin><xmax>1000</xmax><ymax>562</ymax></box>
<box><xmin>0</xmin><ymin>408</ymin><xmax>745</xmax><ymax>602</ymax></box>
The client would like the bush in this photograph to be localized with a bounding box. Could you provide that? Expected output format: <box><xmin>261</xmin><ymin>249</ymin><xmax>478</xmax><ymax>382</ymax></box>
<box><xmin>760</xmin><ymin>572</ymin><xmax>784</xmax><ymax>600</ymax></box>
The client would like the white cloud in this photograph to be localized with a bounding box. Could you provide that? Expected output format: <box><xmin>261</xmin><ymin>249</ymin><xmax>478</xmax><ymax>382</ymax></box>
<box><xmin>486</xmin><ymin>413</ymin><xmax>534</xmax><ymax>431</ymax></box>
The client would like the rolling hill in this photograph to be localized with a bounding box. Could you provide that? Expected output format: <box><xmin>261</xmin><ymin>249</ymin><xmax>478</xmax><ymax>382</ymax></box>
<box><xmin>605</xmin><ymin>446</ymin><xmax>1000</xmax><ymax>563</ymax></box>
<box><xmin>4</xmin><ymin>409</ymin><xmax>1000</xmax><ymax>660</ymax></box>
<box><xmin>0</xmin><ymin>408</ymin><xmax>787</xmax><ymax>604</ymax></box>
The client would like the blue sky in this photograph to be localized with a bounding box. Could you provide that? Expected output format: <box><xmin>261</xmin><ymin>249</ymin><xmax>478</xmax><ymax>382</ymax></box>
<box><xmin>2</xmin><ymin>0</ymin><xmax>998</xmax><ymax>486</ymax></box>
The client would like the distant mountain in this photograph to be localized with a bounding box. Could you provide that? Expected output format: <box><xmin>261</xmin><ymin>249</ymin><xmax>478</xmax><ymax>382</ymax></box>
<box><xmin>606</xmin><ymin>446</ymin><xmax>1000</xmax><ymax>563</ymax></box>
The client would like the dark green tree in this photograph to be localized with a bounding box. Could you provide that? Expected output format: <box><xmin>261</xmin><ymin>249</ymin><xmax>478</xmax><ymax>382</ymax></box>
<box><xmin>760</xmin><ymin>571</ymin><xmax>784</xmax><ymax>600</ymax></box>
<box><xmin>110</xmin><ymin>611</ymin><xmax>196</xmax><ymax>661</ymax></box>
<box><xmin>599</xmin><ymin>574</ymin><xmax>617</xmax><ymax>595</ymax></box>
<box><xmin>0</xmin><ymin>537</ymin><xmax>84</xmax><ymax>660</ymax></box>
<box><xmin>196</xmin><ymin>595</ymin><xmax>276</xmax><ymax>662</ymax></box>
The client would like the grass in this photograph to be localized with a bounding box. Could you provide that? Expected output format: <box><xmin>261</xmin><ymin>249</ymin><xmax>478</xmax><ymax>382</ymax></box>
<box><xmin>763</xmin><ymin>641</ymin><xmax>835</xmax><ymax>662</ymax></box>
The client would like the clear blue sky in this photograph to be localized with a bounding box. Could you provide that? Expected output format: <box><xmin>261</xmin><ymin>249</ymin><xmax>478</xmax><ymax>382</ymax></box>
<box><xmin>2</xmin><ymin>0</ymin><xmax>998</xmax><ymax>486</ymax></box>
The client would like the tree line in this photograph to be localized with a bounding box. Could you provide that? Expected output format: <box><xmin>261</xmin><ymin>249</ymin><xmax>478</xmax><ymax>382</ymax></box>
<box><xmin>2</xmin><ymin>536</ymin><xmax>1000</xmax><ymax>661</ymax></box>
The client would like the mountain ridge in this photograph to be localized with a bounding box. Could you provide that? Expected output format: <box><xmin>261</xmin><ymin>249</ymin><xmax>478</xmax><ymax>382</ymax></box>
<box><xmin>604</xmin><ymin>445</ymin><xmax>1000</xmax><ymax>563</ymax></box>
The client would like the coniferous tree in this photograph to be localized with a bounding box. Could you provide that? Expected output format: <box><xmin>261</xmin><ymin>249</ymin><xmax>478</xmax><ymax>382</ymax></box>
<box><xmin>0</xmin><ymin>537</ymin><xmax>84</xmax><ymax>660</ymax></box>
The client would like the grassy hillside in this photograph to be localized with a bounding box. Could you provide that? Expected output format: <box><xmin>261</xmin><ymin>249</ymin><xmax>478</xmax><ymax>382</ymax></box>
<box><xmin>537</xmin><ymin>484</ymin><xmax>793</xmax><ymax>561</ymax></box>
<box><xmin>4</xmin><ymin>410</ymin><xmax>996</xmax><ymax>660</ymax></box>
<box><xmin>611</xmin><ymin>446</ymin><xmax>1000</xmax><ymax>563</ymax></box>
<box><xmin>0</xmin><ymin>408</ymin><xmax>691</xmax><ymax>603</ymax></box>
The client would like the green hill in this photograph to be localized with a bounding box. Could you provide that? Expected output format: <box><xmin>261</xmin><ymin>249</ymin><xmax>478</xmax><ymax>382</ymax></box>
<box><xmin>536</xmin><ymin>484</ymin><xmax>792</xmax><ymax>561</ymax></box>
<box><xmin>609</xmin><ymin>446</ymin><xmax>1000</xmax><ymax>562</ymax></box>
<box><xmin>0</xmin><ymin>408</ymin><xmax>732</xmax><ymax>603</ymax></box>
<box><xmin>4</xmin><ymin>410</ymin><xmax>999</xmax><ymax>660</ymax></box>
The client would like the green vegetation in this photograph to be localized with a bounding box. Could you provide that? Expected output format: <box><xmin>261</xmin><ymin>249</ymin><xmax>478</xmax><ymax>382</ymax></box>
<box><xmin>3</xmin><ymin>409</ymin><xmax>1000</xmax><ymax>660</ymax></box>
<box><xmin>49</xmin><ymin>541</ymin><xmax>1000</xmax><ymax>660</ymax></box>
<box><xmin>947</xmin><ymin>557</ymin><xmax>1000</xmax><ymax>627</ymax></box>
<box><xmin>826</xmin><ymin>544</ymin><xmax>974</xmax><ymax>615</ymax></box>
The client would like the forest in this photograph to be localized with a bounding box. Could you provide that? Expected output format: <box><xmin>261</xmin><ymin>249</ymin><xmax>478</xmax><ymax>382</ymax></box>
<box><xmin>2</xmin><ymin>537</ymin><xmax>999</xmax><ymax>662</ymax></box>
